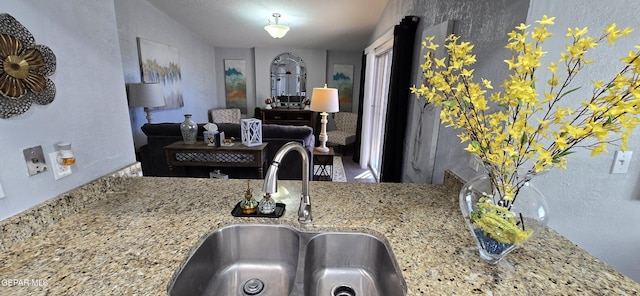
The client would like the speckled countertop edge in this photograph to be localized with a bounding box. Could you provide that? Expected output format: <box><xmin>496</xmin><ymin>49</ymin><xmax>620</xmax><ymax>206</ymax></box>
<box><xmin>0</xmin><ymin>164</ymin><xmax>638</xmax><ymax>296</ymax></box>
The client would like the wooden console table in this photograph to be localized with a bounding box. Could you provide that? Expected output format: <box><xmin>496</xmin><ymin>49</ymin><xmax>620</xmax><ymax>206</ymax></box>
<box><xmin>262</xmin><ymin>109</ymin><xmax>314</xmax><ymax>127</ymax></box>
<box><xmin>164</xmin><ymin>141</ymin><xmax>268</xmax><ymax>178</ymax></box>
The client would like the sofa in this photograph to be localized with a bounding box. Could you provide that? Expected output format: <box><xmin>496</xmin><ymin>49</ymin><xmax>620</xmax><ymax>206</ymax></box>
<box><xmin>139</xmin><ymin>122</ymin><xmax>314</xmax><ymax>180</ymax></box>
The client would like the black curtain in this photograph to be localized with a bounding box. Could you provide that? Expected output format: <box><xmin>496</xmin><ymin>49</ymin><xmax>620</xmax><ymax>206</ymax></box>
<box><xmin>352</xmin><ymin>51</ymin><xmax>367</xmax><ymax>163</ymax></box>
<box><xmin>380</xmin><ymin>16</ymin><xmax>420</xmax><ymax>183</ymax></box>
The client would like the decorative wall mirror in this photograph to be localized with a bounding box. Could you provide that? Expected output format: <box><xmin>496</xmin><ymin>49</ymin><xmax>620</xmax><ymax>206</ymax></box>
<box><xmin>270</xmin><ymin>53</ymin><xmax>306</xmax><ymax>108</ymax></box>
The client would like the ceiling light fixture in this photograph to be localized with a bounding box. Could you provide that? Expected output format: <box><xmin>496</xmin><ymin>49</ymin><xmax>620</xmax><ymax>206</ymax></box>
<box><xmin>264</xmin><ymin>13</ymin><xmax>290</xmax><ymax>39</ymax></box>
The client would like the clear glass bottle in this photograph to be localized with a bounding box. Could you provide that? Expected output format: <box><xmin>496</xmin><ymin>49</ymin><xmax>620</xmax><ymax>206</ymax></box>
<box><xmin>259</xmin><ymin>193</ymin><xmax>276</xmax><ymax>214</ymax></box>
<box><xmin>180</xmin><ymin>114</ymin><xmax>198</xmax><ymax>144</ymax></box>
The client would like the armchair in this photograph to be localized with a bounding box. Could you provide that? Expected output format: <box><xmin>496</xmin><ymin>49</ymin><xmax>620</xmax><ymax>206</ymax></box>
<box><xmin>326</xmin><ymin>112</ymin><xmax>358</xmax><ymax>153</ymax></box>
<box><xmin>208</xmin><ymin>108</ymin><xmax>241</xmax><ymax>124</ymax></box>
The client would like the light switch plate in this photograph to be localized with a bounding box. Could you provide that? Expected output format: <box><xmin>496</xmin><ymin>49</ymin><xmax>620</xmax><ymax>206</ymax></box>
<box><xmin>49</xmin><ymin>151</ymin><xmax>72</xmax><ymax>180</ymax></box>
<box><xmin>611</xmin><ymin>150</ymin><xmax>633</xmax><ymax>174</ymax></box>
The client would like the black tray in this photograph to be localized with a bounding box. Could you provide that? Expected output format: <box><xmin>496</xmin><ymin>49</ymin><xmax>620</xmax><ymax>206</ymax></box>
<box><xmin>231</xmin><ymin>202</ymin><xmax>286</xmax><ymax>218</ymax></box>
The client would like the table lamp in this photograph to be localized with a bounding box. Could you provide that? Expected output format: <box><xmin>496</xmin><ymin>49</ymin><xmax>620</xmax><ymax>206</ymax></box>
<box><xmin>127</xmin><ymin>83</ymin><xmax>165</xmax><ymax>123</ymax></box>
<box><xmin>310</xmin><ymin>84</ymin><xmax>339</xmax><ymax>153</ymax></box>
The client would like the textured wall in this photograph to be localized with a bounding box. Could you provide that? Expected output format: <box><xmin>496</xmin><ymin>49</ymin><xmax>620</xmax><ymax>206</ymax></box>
<box><xmin>0</xmin><ymin>0</ymin><xmax>135</xmax><ymax>219</ymax></box>
<box><xmin>370</xmin><ymin>0</ymin><xmax>640</xmax><ymax>282</ymax></box>
<box><xmin>527</xmin><ymin>0</ymin><xmax>640</xmax><ymax>282</ymax></box>
<box><xmin>369</xmin><ymin>0</ymin><xmax>531</xmax><ymax>184</ymax></box>
<box><xmin>115</xmin><ymin>0</ymin><xmax>218</xmax><ymax>148</ymax></box>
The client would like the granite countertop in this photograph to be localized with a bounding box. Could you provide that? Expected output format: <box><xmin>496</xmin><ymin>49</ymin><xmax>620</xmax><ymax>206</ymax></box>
<box><xmin>0</xmin><ymin>169</ymin><xmax>639</xmax><ymax>295</ymax></box>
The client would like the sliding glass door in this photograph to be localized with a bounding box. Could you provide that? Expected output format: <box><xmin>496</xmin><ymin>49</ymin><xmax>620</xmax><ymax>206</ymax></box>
<box><xmin>368</xmin><ymin>48</ymin><xmax>393</xmax><ymax>181</ymax></box>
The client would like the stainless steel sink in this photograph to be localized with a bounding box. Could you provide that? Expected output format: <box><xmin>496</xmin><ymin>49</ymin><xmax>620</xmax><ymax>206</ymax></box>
<box><xmin>168</xmin><ymin>224</ymin><xmax>406</xmax><ymax>296</ymax></box>
<box><xmin>168</xmin><ymin>224</ymin><xmax>301</xmax><ymax>295</ymax></box>
<box><xmin>303</xmin><ymin>232</ymin><xmax>405</xmax><ymax>296</ymax></box>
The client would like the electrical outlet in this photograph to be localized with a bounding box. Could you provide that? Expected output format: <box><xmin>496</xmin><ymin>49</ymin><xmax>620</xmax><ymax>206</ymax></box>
<box><xmin>611</xmin><ymin>150</ymin><xmax>633</xmax><ymax>174</ymax></box>
<box><xmin>49</xmin><ymin>151</ymin><xmax>72</xmax><ymax>180</ymax></box>
<box><xmin>469</xmin><ymin>154</ymin><xmax>481</xmax><ymax>172</ymax></box>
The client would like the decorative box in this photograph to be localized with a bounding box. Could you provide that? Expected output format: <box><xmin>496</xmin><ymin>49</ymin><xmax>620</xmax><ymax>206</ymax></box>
<box><xmin>203</xmin><ymin>131</ymin><xmax>218</xmax><ymax>146</ymax></box>
<box><xmin>241</xmin><ymin>118</ymin><xmax>262</xmax><ymax>147</ymax></box>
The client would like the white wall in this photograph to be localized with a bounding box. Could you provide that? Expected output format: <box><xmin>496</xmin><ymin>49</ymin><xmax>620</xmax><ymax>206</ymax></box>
<box><xmin>214</xmin><ymin>47</ymin><xmax>256</xmax><ymax>116</ymax></box>
<box><xmin>0</xmin><ymin>0</ymin><xmax>135</xmax><ymax>220</ymax></box>
<box><xmin>213</xmin><ymin>48</ymin><xmax>361</xmax><ymax>122</ymax></box>
<box><xmin>115</xmin><ymin>0</ymin><xmax>219</xmax><ymax>149</ymax></box>
<box><xmin>254</xmin><ymin>48</ymin><xmax>328</xmax><ymax>108</ymax></box>
<box><xmin>527</xmin><ymin>0</ymin><xmax>640</xmax><ymax>283</ymax></box>
<box><xmin>326</xmin><ymin>51</ymin><xmax>363</xmax><ymax>114</ymax></box>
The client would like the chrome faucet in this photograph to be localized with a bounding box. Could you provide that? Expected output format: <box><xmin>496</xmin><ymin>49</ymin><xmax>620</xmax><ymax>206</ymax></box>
<box><xmin>262</xmin><ymin>142</ymin><xmax>311</xmax><ymax>224</ymax></box>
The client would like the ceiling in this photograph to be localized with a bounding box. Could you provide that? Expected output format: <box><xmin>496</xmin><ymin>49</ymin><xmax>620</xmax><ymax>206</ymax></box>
<box><xmin>146</xmin><ymin>0</ymin><xmax>389</xmax><ymax>51</ymax></box>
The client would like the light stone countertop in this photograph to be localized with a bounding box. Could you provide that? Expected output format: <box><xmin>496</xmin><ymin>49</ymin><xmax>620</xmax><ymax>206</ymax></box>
<box><xmin>0</xmin><ymin>169</ymin><xmax>639</xmax><ymax>295</ymax></box>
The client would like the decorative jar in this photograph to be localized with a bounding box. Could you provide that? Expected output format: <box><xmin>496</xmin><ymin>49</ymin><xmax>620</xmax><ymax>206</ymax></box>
<box><xmin>180</xmin><ymin>114</ymin><xmax>197</xmax><ymax>144</ymax></box>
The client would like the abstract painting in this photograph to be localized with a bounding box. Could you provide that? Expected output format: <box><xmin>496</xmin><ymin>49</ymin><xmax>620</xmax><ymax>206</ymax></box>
<box><xmin>224</xmin><ymin>60</ymin><xmax>247</xmax><ymax>114</ymax></box>
<box><xmin>332</xmin><ymin>64</ymin><xmax>354</xmax><ymax>112</ymax></box>
<box><xmin>137</xmin><ymin>38</ymin><xmax>183</xmax><ymax>110</ymax></box>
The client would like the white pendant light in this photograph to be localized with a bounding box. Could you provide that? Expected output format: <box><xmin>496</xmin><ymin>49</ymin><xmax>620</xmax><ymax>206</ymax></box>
<box><xmin>264</xmin><ymin>13</ymin><xmax>290</xmax><ymax>39</ymax></box>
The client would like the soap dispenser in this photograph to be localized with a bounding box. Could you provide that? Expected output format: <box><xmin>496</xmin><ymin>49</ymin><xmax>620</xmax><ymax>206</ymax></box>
<box><xmin>239</xmin><ymin>180</ymin><xmax>258</xmax><ymax>214</ymax></box>
<box><xmin>259</xmin><ymin>193</ymin><xmax>276</xmax><ymax>214</ymax></box>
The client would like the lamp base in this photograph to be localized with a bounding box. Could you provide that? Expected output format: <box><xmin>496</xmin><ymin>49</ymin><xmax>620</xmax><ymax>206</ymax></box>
<box><xmin>314</xmin><ymin>146</ymin><xmax>329</xmax><ymax>153</ymax></box>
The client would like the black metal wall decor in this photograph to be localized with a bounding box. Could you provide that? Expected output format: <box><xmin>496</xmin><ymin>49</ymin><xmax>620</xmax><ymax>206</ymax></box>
<box><xmin>0</xmin><ymin>13</ymin><xmax>56</xmax><ymax>119</ymax></box>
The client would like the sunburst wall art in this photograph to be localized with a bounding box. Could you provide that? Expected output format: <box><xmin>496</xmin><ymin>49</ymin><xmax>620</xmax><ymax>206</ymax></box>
<box><xmin>0</xmin><ymin>13</ymin><xmax>57</xmax><ymax>119</ymax></box>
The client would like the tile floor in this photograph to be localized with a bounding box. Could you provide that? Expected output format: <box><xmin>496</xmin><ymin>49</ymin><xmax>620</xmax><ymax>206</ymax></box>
<box><xmin>334</xmin><ymin>146</ymin><xmax>377</xmax><ymax>183</ymax></box>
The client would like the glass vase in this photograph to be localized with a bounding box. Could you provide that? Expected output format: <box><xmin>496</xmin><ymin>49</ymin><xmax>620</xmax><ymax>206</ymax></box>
<box><xmin>180</xmin><ymin>114</ymin><xmax>198</xmax><ymax>144</ymax></box>
<box><xmin>459</xmin><ymin>173</ymin><xmax>549</xmax><ymax>264</ymax></box>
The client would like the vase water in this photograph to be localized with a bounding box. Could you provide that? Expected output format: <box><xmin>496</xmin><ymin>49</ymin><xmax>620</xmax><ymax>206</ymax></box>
<box><xmin>459</xmin><ymin>173</ymin><xmax>549</xmax><ymax>264</ymax></box>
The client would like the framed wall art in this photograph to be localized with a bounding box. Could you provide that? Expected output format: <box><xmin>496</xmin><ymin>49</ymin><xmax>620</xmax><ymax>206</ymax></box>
<box><xmin>332</xmin><ymin>64</ymin><xmax>354</xmax><ymax>112</ymax></box>
<box><xmin>224</xmin><ymin>59</ymin><xmax>247</xmax><ymax>114</ymax></box>
<box><xmin>137</xmin><ymin>37</ymin><xmax>183</xmax><ymax>110</ymax></box>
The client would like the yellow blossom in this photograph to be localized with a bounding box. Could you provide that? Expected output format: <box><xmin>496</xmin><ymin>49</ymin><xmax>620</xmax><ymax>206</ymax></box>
<box><xmin>535</xmin><ymin>15</ymin><xmax>555</xmax><ymax>25</ymax></box>
<box><xmin>413</xmin><ymin>17</ymin><xmax>640</xmax><ymax>245</ymax></box>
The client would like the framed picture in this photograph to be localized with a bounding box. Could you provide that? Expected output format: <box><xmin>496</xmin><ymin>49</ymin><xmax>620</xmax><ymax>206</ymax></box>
<box><xmin>224</xmin><ymin>59</ymin><xmax>248</xmax><ymax>114</ymax></box>
<box><xmin>332</xmin><ymin>64</ymin><xmax>354</xmax><ymax>112</ymax></box>
<box><xmin>137</xmin><ymin>38</ymin><xmax>183</xmax><ymax>110</ymax></box>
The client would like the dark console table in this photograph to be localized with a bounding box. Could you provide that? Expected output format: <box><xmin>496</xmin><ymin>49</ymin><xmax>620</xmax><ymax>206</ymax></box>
<box><xmin>262</xmin><ymin>109</ymin><xmax>314</xmax><ymax>128</ymax></box>
<box><xmin>164</xmin><ymin>141</ymin><xmax>268</xmax><ymax>178</ymax></box>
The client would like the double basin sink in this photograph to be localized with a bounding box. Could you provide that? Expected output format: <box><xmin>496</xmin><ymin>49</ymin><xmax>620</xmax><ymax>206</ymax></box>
<box><xmin>168</xmin><ymin>224</ymin><xmax>406</xmax><ymax>296</ymax></box>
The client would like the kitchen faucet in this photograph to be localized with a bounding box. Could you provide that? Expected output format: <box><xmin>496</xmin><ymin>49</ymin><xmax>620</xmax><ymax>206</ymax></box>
<box><xmin>262</xmin><ymin>142</ymin><xmax>311</xmax><ymax>224</ymax></box>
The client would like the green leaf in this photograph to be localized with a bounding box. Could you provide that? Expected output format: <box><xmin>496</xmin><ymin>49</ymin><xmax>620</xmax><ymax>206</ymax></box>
<box><xmin>442</xmin><ymin>100</ymin><xmax>457</xmax><ymax>107</ymax></box>
<box><xmin>520</xmin><ymin>132</ymin><xmax>528</xmax><ymax>145</ymax></box>
<box><xmin>606</xmin><ymin>114</ymin><xmax>614</xmax><ymax>124</ymax></box>
<box><xmin>552</xmin><ymin>149</ymin><xmax>575</xmax><ymax>162</ymax></box>
<box><xmin>556</xmin><ymin>149</ymin><xmax>575</xmax><ymax>158</ymax></box>
<box><xmin>558</xmin><ymin>87</ymin><xmax>581</xmax><ymax>100</ymax></box>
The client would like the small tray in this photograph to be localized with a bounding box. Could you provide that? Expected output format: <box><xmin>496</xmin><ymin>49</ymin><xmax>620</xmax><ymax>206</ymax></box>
<box><xmin>231</xmin><ymin>202</ymin><xmax>286</xmax><ymax>218</ymax></box>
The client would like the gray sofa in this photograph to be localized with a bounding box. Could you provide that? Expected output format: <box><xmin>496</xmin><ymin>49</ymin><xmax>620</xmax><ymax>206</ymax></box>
<box><xmin>139</xmin><ymin>122</ymin><xmax>314</xmax><ymax>180</ymax></box>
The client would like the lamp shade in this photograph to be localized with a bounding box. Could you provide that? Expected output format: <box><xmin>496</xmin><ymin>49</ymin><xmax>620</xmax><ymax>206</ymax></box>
<box><xmin>310</xmin><ymin>84</ymin><xmax>339</xmax><ymax>113</ymax></box>
<box><xmin>127</xmin><ymin>83</ymin><xmax>165</xmax><ymax>108</ymax></box>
